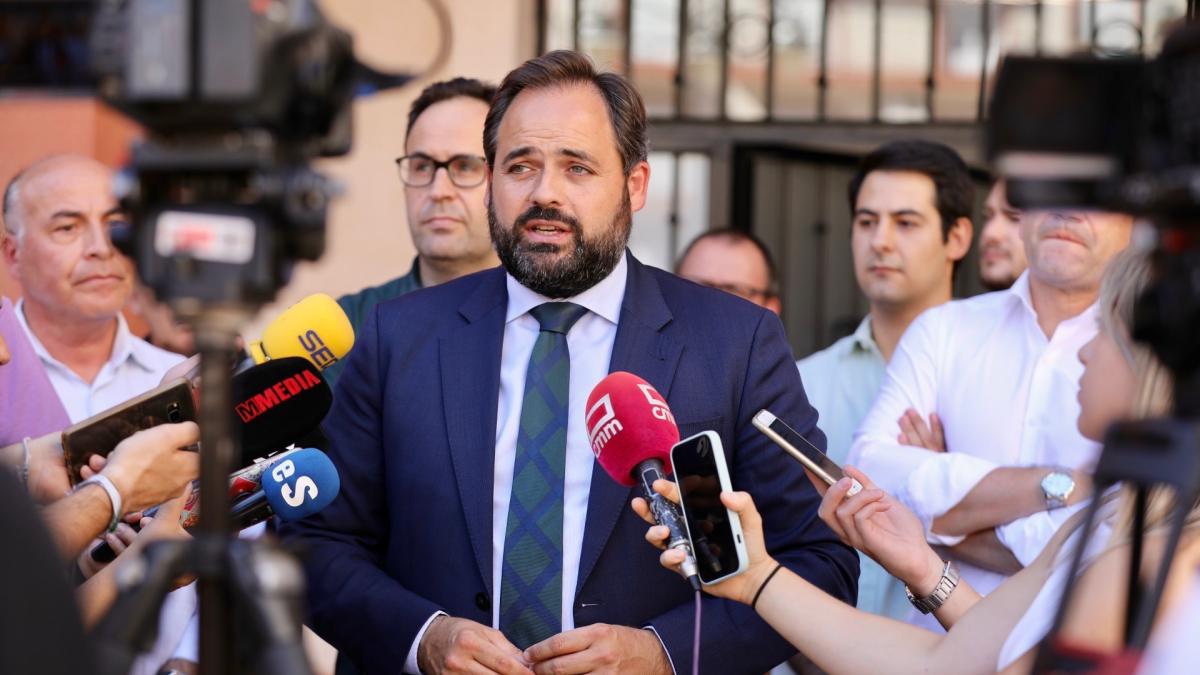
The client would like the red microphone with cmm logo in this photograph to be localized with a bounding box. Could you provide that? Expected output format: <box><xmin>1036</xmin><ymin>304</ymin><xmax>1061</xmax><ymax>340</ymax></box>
<box><xmin>586</xmin><ymin>371</ymin><xmax>699</xmax><ymax>588</ymax></box>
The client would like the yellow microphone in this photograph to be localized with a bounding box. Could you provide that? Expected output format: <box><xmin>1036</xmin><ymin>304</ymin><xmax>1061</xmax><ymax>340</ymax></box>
<box><xmin>249</xmin><ymin>293</ymin><xmax>355</xmax><ymax>371</ymax></box>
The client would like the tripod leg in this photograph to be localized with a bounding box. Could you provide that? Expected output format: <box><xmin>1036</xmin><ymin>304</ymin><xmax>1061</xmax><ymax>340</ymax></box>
<box><xmin>227</xmin><ymin>539</ymin><xmax>314</xmax><ymax>675</ymax></box>
<box><xmin>91</xmin><ymin>540</ymin><xmax>193</xmax><ymax>675</ymax></box>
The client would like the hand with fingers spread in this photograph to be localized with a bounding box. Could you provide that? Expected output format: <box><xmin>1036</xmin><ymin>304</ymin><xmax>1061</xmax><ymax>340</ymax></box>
<box><xmin>416</xmin><ymin>615</ymin><xmax>533</xmax><ymax>675</ymax></box>
<box><xmin>817</xmin><ymin>466</ymin><xmax>945</xmax><ymax>594</ymax></box>
<box><xmin>633</xmin><ymin>479</ymin><xmax>780</xmax><ymax>607</ymax></box>
<box><xmin>524</xmin><ymin>624</ymin><xmax>671</xmax><ymax>675</ymax></box>
<box><xmin>897</xmin><ymin>408</ymin><xmax>946</xmax><ymax>452</ymax></box>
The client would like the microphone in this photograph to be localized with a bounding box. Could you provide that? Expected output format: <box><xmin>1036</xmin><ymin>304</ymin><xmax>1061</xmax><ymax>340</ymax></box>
<box><xmin>586</xmin><ymin>371</ymin><xmax>701</xmax><ymax>590</ymax></box>
<box><xmin>231</xmin><ymin>357</ymin><xmax>333</xmax><ymax>460</ymax></box>
<box><xmin>246</xmin><ymin>293</ymin><xmax>355</xmax><ymax>372</ymax></box>
<box><xmin>90</xmin><ymin>447</ymin><xmax>339</xmax><ymax>563</ymax></box>
<box><xmin>260</xmin><ymin>447</ymin><xmax>341</xmax><ymax>520</ymax></box>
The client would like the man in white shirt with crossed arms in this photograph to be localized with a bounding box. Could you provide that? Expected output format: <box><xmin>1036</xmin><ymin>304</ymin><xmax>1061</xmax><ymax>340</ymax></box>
<box><xmin>848</xmin><ymin>206</ymin><xmax>1133</xmax><ymax>628</ymax></box>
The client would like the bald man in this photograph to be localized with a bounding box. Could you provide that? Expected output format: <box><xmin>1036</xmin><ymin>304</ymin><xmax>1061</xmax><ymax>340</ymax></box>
<box><xmin>2</xmin><ymin>155</ymin><xmax>184</xmax><ymax>421</ymax></box>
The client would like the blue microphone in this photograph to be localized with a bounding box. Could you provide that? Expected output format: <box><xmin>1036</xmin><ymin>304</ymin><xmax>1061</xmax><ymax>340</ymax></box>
<box><xmin>261</xmin><ymin>447</ymin><xmax>341</xmax><ymax>520</ymax></box>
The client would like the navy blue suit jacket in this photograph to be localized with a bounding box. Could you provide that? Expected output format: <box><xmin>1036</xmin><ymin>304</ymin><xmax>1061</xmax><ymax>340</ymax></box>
<box><xmin>281</xmin><ymin>254</ymin><xmax>858</xmax><ymax>674</ymax></box>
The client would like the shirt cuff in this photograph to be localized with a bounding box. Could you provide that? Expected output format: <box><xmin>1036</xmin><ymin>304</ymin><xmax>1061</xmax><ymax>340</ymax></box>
<box><xmin>995</xmin><ymin>502</ymin><xmax>1089</xmax><ymax>566</ymax></box>
<box><xmin>643</xmin><ymin>624</ymin><xmax>677</xmax><ymax>675</ymax></box>
<box><xmin>404</xmin><ymin>611</ymin><xmax>448</xmax><ymax>674</ymax></box>
<box><xmin>901</xmin><ymin>452</ymin><xmax>1000</xmax><ymax>545</ymax></box>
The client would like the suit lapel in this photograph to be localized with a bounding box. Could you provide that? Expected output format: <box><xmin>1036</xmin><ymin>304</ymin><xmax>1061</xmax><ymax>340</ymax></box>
<box><xmin>576</xmin><ymin>255</ymin><xmax>683</xmax><ymax>594</ymax></box>
<box><xmin>441</xmin><ymin>269</ymin><xmax>508</xmax><ymax>596</ymax></box>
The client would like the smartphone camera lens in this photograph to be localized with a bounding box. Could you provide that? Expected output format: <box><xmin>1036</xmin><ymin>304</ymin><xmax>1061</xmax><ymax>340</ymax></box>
<box><xmin>167</xmin><ymin>403</ymin><xmax>182</xmax><ymax>423</ymax></box>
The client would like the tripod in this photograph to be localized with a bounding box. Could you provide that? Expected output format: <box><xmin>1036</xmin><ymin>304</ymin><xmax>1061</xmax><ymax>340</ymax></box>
<box><xmin>92</xmin><ymin>311</ymin><xmax>313</xmax><ymax>675</ymax></box>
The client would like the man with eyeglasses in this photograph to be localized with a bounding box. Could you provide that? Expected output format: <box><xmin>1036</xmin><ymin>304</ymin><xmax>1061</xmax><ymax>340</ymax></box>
<box><xmin>326</xmin><ymin>77</ymin><xmax>500</xmax><ymax>387</ymax></box>
<box><xmin>674</xmin><ymin>228</ymin><xmax>782</xmax><ymax>315</ymax></box>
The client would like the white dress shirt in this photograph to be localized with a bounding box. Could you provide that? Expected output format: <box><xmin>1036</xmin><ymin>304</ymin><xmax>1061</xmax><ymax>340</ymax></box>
<box><xmin>15</xmin><ymin>299</ymin><xmax>186</xmax><ymax>423</ymax></box>
<box><xmin>847</xmin><ymin>272</ymin><xmax>1102</xmax><ymax>626</ymax></box>
<box><xmin>403</xmin><ymin>256</ymin><xmax>629</xmax><ymax>673</ymax></box>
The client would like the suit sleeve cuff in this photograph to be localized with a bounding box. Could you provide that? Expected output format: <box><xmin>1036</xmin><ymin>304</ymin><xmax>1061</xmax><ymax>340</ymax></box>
<box><xmin>404</xmin><ymin>611</ymin><xmax>448</xmax><ymax>674</ymax></box>
<box><xmin>643</xmin><ymin>624</ymin><xmax>678</xmax><ymax>675</ymax></box>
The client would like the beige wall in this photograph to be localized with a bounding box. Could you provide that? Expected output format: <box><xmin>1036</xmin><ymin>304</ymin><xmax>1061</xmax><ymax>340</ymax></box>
<box><xmin>249</xmin><ymin>0</ymin><xmax>537</xmax><ymax>336</ymax></box>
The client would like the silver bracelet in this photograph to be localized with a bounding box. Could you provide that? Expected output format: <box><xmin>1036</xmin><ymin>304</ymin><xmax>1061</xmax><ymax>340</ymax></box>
<box><xmin>19</xmin><ymin>436</ymin><xmax>31</xmax><ymax>485</ymax></box>
<box><xmin>77</xmin><ymin>474</ymin><xmax>123</xmax><ymax>533</ymax></box>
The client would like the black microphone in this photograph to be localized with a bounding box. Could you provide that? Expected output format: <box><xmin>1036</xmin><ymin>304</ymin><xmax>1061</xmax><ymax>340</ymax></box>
<box><xmin>231</xmin><ymin>357</ymin><xmax>332</xmax><ymax>462</ymax></box>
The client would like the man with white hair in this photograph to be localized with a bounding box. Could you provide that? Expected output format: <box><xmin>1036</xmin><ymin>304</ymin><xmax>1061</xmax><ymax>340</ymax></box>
<box><xmin>2</xmin><ymin>154</ymin><xmax>184</xmax><ymax>420</ymax></box>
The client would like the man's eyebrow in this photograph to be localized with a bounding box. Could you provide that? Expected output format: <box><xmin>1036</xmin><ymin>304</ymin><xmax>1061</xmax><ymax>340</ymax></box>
<box><xmin>103</xmin><ymin>207</ymin><xmax>126</xmax><ymax>219</ymax></box>
<box><xmin>48</xmin><ymin>210</ymin><xmax>84</xmax><ymax>220</ymax></box>
<box><xmin>853</xmin><ymin>208</ymin><xmax>878</xmax><ymax>218</ymax></box>
<box><xmin>889</xmin><ymin>209</ymin><xmax>926</xmax><ymax>219</ymax></box>
<box><xmin>560</xmin><ymin>148</ymin><xmax>597</xmax><ymax>164</ymax></box>
<box><xmin>502</xmin><ymin>146</ymin><xmax>536</xmax><ymax>165</ymax></box>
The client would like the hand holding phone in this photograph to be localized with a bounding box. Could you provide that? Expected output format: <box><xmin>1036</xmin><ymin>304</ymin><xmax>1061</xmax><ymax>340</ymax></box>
<box><xmin>61</xmin><ymin>378</ymin><xmax>198</xmax><ymax>485</ymax></box>
<box><xmin>752</xmin><ymin>410</ymin><xmax>863</xmax><ymax>498</ymax></box>
<box><xmin>670</xmin><ymin>431</ymin><xmax>749</xmax><ymax>585</ymax></box>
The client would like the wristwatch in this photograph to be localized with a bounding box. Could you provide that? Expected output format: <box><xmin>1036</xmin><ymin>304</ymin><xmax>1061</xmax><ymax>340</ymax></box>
<box><xmin>1041</xmin><ymin>469</ymin><xmax>1075</xmax><ymax>510</ymax></box>
<box><xmin>905</xmin><ymin>560</ymin><xmax>959</xmax><ymax>614</ymax></box>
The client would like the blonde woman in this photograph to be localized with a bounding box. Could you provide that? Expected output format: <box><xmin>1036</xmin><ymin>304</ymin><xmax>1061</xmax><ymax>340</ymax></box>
<box><xmin>637</xmin><ymin>249</ymin><xmax>1200</xmax><ymax>674</ymax></box>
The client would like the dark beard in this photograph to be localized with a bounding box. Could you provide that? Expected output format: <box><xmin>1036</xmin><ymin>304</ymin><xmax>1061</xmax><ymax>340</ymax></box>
<box><xmin>489</xmin><ymin>191</ymin><xmax>632</xmax><ymax>299</ymax></box>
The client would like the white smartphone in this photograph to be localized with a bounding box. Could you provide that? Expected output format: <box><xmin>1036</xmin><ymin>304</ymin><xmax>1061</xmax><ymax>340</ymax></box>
<box><xmin>752</xmin><ymin>409</ymin><xmax>863</xmax><ymax>497</ymax></box>
<box><xmin>670</xmin><ymin>431</ymin><xmax>749</xmax><ymax>585</ymax></box>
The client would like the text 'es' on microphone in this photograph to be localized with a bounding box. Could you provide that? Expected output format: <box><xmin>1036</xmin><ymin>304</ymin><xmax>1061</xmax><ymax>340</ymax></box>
<box><xmin>586</xmin><ymin>371</ymin><xmax>701</xmax><ymax>589</ymax></box>
<box><xmin>247</xmin><ymin>293</ymin><xmax>355</xmax><ymax>371</ymax></box>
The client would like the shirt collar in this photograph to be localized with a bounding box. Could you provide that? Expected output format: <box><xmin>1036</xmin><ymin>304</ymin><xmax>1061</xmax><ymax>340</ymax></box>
<box><xmin>15</xmin><ymin>298</ymin><xmax>155</xmax><ymax>376</ymax></box>
<box><xmin>1008</xmin><ymin>270</ymin><xmax>1037</xmax><ymax>317</ymax></box>
<box><xmin>505</xmin><ymin>253</ymin><xmax>628</xmax><ymax>327</ymax></box>
<box><xmin>1006</xmin><ymin>269</ymin><xmax>1100</xmax><ymax>331</ymax></box>
<box><xmin>849</xmin><ymin>315</ymin><xmax>880</xmax><ymax>355</ymax></box>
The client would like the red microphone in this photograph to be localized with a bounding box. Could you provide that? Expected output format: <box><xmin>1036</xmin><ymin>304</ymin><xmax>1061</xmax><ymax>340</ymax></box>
<box><xmin>587</xmin><ymin>371</ymin><xmax>700</xmax><ymax>587</ymax></box>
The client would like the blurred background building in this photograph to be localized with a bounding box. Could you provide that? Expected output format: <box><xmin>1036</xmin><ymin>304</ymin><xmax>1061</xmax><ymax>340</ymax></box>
<box><xmin>0</xmin><ymin>0</ymin><xmax>1191</xmax><ymax>358</ymax></box>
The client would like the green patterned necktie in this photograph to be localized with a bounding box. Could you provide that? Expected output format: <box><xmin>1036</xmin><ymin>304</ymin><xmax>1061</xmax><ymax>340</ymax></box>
<box><xmin>498</xmin><ymin>301</ymin><xmax>589</xmax><ymax>649</ymax></box>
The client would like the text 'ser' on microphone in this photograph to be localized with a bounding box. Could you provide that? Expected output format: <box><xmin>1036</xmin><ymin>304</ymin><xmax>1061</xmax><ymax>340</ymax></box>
<box><xmin>246</xmin><ymin>293</ymin><xmax>355</xmax><ymax>371</ymax></box>
<box><xmin>586</xmin><ymin>371</ymin><xmax>701</xmax><ymax>591</ymax></box>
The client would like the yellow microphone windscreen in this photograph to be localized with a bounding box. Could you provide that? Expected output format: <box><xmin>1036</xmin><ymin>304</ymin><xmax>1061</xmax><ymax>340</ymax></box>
<box><xmin>260</xmin><ymin>293</ymin><xmax>355</xmax><ymax>370</ymax></box>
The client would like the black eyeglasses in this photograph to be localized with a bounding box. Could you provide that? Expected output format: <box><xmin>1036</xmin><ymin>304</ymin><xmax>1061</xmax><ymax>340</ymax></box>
<box><xmin>395</xmin><ymin>154</ymin><xmax>487</xmax><ymax>188</ymax></box>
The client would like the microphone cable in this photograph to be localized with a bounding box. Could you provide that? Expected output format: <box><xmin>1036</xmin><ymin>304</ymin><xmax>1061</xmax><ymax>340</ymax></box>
<box><xmin>692</xmin><ymin>589</ymin><xmax>701</xmax><ymax>675</ymax></box>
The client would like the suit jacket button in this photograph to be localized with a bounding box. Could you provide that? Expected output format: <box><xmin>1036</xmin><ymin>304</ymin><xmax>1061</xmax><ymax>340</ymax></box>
<box><xmin>475</xmin><ymin>592</ymin><xmax>490</xmax><ymax>611</ymax></box>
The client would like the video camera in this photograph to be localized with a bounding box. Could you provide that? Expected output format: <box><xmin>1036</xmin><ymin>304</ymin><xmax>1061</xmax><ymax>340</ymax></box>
<box><xmin>3</xmin><ymin>0</ymin><xmax>418</xmax><ymax>305</ymax></box>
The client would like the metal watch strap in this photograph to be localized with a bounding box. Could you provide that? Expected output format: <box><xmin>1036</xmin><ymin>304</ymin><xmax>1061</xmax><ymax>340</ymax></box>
<box><xmin>905</xmin><ymin>560</ymin><xmax>960</xmax><ymax>614</ymax></box>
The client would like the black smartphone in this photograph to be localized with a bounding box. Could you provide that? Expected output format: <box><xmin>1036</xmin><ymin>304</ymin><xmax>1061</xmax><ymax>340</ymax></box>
<box><xmin>670</xmin><ymin>431</ymin><xmax>748</xmax><ymax>585</ymax></box>
<box><xmin>61</xmin><ymin>378</ymin><xmax>198</xmax><ymax>485</ymax></box>
<box><xmin>752</xmin><ymin>409</ymin><xmax>862</xmax><ymax>495</ymax></box>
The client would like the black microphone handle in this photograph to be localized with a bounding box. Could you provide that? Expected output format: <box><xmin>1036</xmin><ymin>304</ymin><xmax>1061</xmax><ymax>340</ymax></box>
<box><xmin>635</xmin><ymin>459</ymin><xmax>701</xmax><ymax>587</ymax></box>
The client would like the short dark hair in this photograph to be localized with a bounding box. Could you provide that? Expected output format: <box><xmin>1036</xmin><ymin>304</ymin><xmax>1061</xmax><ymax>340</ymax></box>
<box><xmin>484</xmin><ymin>50</ymin><xmax>648</xmax><ymax>175</ymax></box>
<box><xmin>676</xmin><ymin>228</ymin><xmax>778</xmax><ymax>294</ymax></box>
<box><xmin>846</xmin><ymin>140</ymin><xmax>974</xmax><ymax>241</ymax></box>
<box><xmin>406</xmin><ymin>77</ymin><xmax>497</xmax><ymax>138</ymax></box>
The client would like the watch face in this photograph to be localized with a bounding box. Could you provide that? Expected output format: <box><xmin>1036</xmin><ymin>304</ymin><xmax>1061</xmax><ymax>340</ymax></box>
<box><xmin>1043</xmin><ymin>472</ymin><xmax>1073</xmax><ymax>498</ymax></box>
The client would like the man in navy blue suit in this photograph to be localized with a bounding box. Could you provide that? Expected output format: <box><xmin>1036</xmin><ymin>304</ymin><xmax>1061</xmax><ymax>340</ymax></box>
<box><xmin>281</xmin><ymin>50</ymin><xmax>857</xmax><ymax>675</ymax></box>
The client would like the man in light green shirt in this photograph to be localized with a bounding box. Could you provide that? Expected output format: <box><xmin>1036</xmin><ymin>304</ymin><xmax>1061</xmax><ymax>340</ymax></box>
<box><xmin>798</xmin><ymin>140</ymin><xmax>974</xmax><ymax>621</ymax></box>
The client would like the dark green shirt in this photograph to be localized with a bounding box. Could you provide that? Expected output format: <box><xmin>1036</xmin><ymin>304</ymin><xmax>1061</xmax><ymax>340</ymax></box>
<box><xmin>325</xmin><ymin>258</ymin><xmax>423</xmax><ymax>389</ymax></box>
